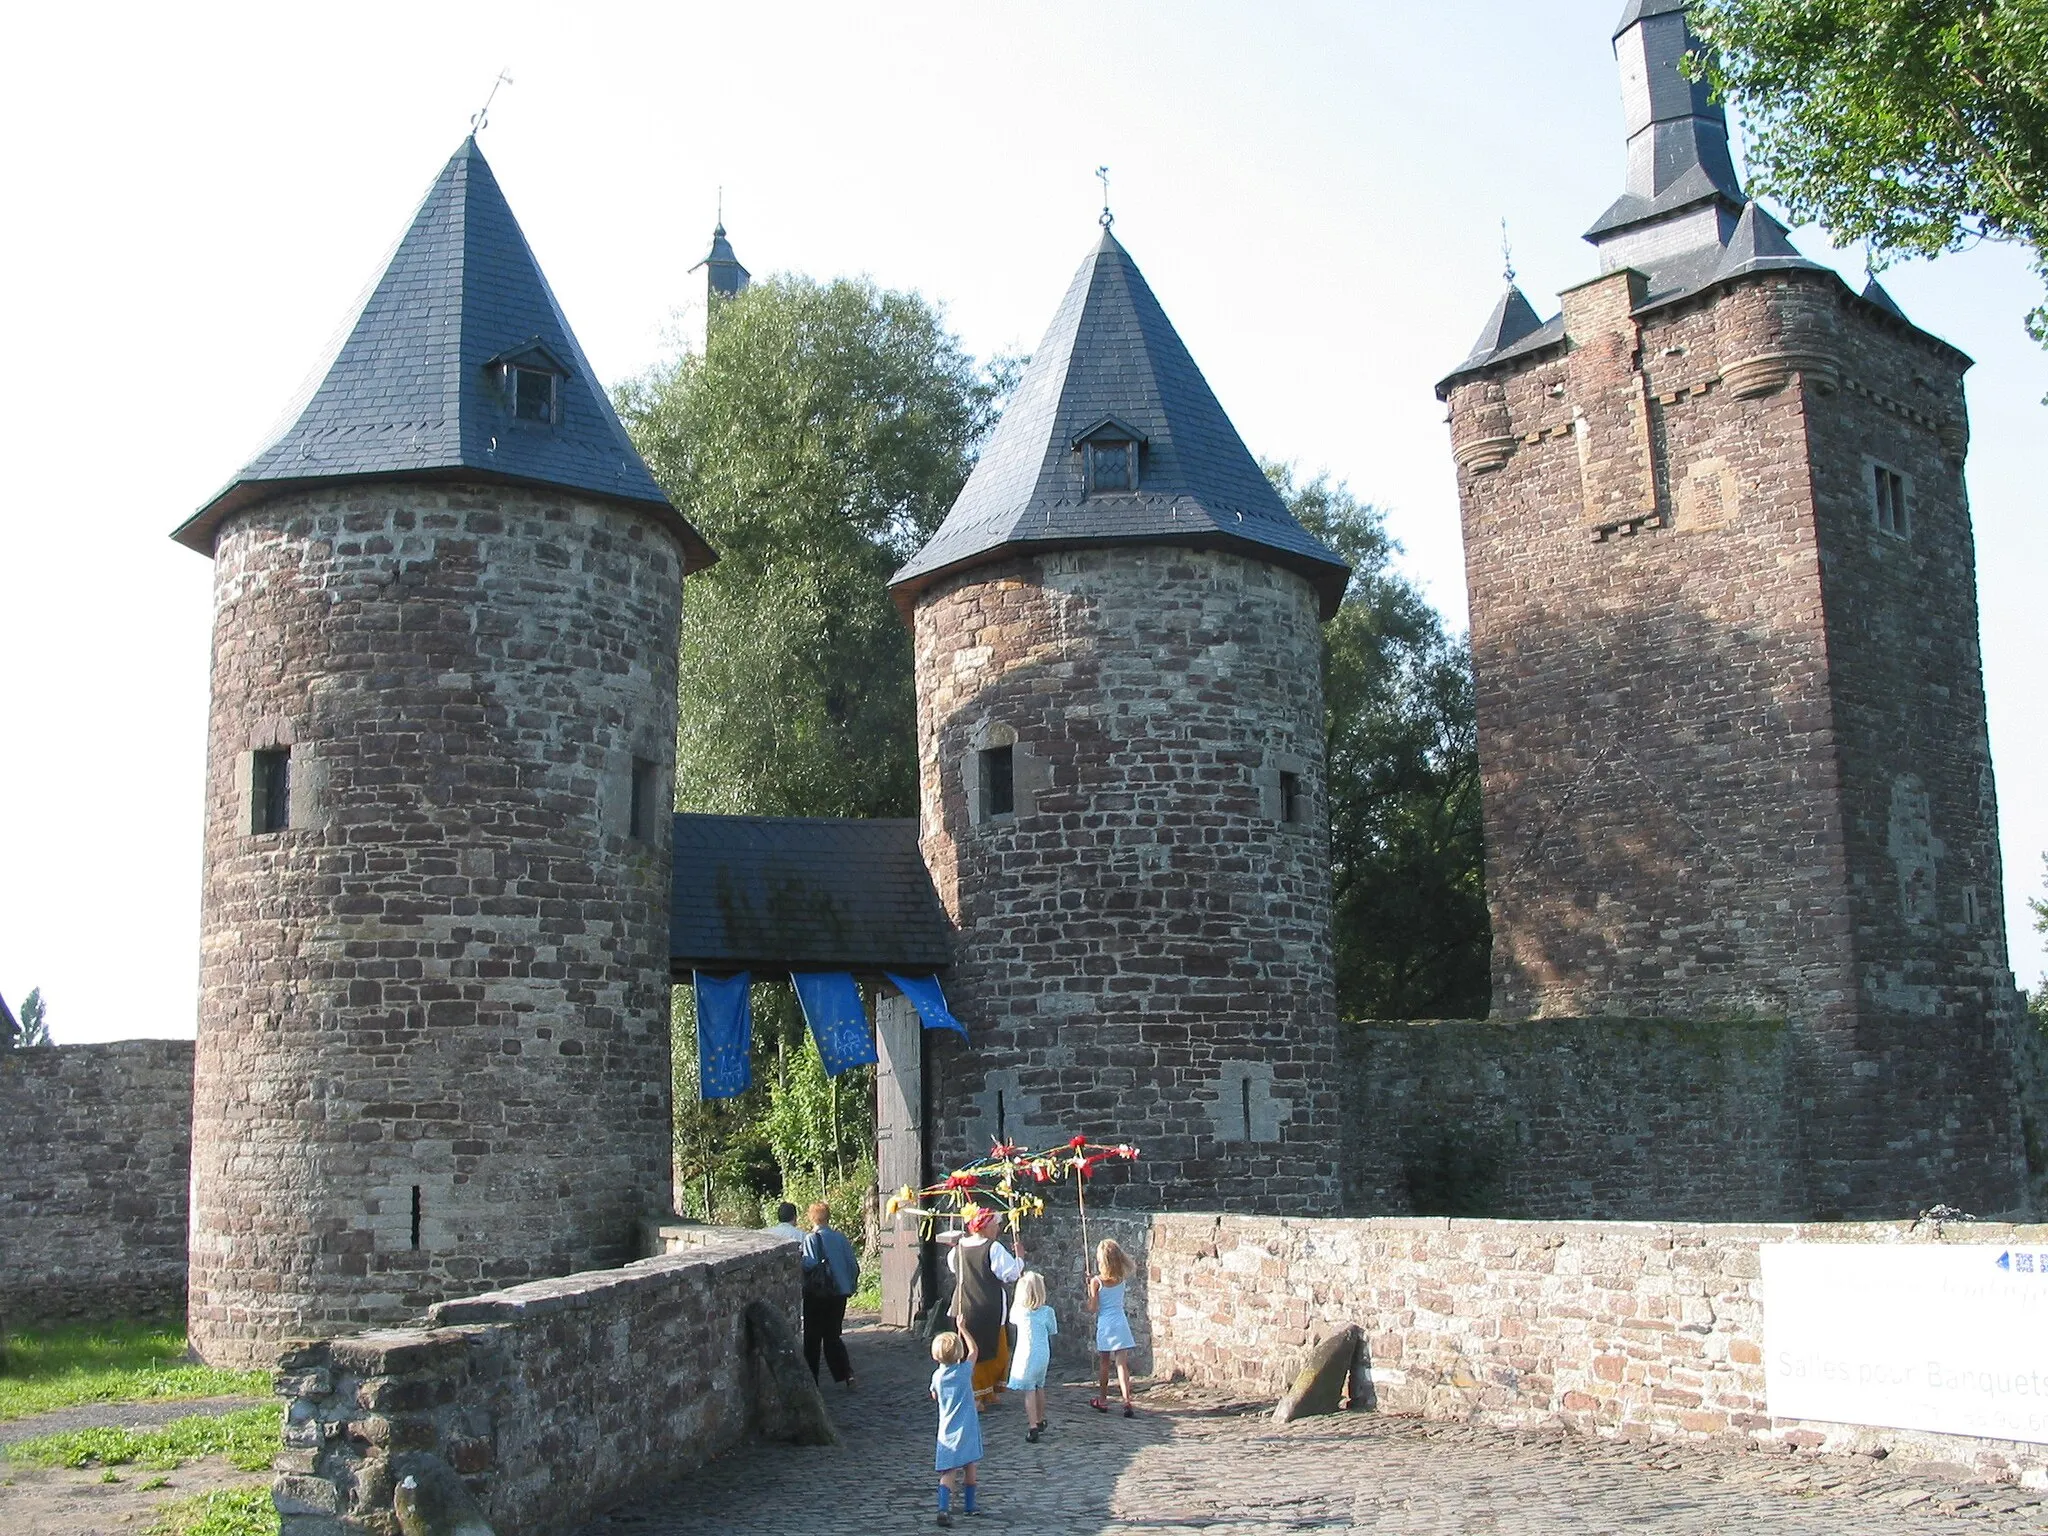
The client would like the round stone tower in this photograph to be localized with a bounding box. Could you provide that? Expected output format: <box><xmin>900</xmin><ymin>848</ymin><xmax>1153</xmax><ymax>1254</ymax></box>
<box><xmin>173</xmin><ymin>140</ymin><xmax>714</xmax><ymax>1366</ymax></box>
<box><xmin>890</xmin><ymin>230</ymin><xmax>1349</xmax><ymax>1210</ymax></box>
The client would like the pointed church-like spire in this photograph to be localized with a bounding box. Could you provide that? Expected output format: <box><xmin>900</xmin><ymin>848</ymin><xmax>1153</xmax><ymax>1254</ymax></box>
<box><xmin>1586</xmin><ymin>0</ymin><xmax>1746</xmax><ymax>269</ymax></box>
<box><xmin>889</xmin><ymin>228</ymin><xmax>1349</xmax><ymax>619</ymax></box>
<box><xmin>174</xmin><ymin>138</ymin><xmax>713</xmax><ymax>568</ymax></box>
<box><xmin>692</xmin><ymin>217</ymin><xmax>750</xmax><ymax>303</ymax></box>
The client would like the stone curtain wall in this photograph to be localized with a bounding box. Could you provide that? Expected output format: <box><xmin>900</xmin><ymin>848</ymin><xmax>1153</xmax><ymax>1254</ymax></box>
<box><xmin>913</xmin><ymin>547</ymin><xmax>1341</xmax><ymax>1211</ymax></box>
<box><xmin>272</xmin><ymin>1231</ymin><xmax>795</xmax><ymax>1536</ymax></box>
<box><xmin>1339</xmin><ymin>1017</ymin><xmax>1802</xmax><ymax>1220</ymax></box>
<box><xmin>190</xmin><ymin>481</ymin><xmax>685</xmax><ymax>1367</ymax></box>
<box><xmin>0</xmin><ymin>1041</ymin><xmax>194</xmax><ymax>1326</ymax></box>
<box><xmin>1108</xmin><ymin>1214</ymin><xmax>2048</xmax><ymax>1482</ymax></box>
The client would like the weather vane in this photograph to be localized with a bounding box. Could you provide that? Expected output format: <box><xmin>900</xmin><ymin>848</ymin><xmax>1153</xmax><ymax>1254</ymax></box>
<box><xmin>1097</xmin><ymin>165</ymin><xmax>1113</xmax><ymax>229</ymax></box>
<box><xmin>471</xmin><ymin>69</ymin><xmax>514</xmax><ymax>135</ymax></box>
<box><xmin>1500</xmin><ymin>217</ymin><xmax>1516</xmax><ymax>284</ymax></box>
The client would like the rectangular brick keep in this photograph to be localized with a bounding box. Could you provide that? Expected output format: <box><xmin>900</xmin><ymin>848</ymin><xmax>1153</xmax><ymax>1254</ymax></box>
<box><xmin>0</xmin><ymin>1041</ymin><xmax>193</xmax><ymax>1326</ymax></box>
<box><xmin>1443</xmin><ymin>268</ymin><xmax>2028</xmax><ymax>1217</ymax></box>
<box><xmin>271</xmin><ymin>1231</ymin><xmax>796</xmax><ymax>1536</ymax></box>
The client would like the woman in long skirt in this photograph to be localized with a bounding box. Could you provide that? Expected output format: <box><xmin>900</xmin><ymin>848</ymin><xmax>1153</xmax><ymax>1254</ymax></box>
<box><xmin>948</xmin><ymin>1207</ymin><xmax>1024</xmax><ymax>1406</ymax></box>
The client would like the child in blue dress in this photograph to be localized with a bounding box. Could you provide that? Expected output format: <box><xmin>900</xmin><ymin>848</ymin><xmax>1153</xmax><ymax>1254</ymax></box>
<box><xmin>1005</xmin><ymin>1270</ymin><xmax>1057</xmax><ymax>1441</ymax></box>
<box><xmin>930</xmin><ymin>1330</ymin><xmax>982</xmax><ymax>1525</ymax></box>
<box><xmin>1087</xmin><ymin>1237</ymin><xmax>1138</xmax><ymax>1416</ymax></box>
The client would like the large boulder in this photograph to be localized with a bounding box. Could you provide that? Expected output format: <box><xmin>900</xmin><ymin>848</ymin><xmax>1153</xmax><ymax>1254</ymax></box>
<box><xmin>744</xmin><ymin>1300</ymin><xmax>839</xmax><ymax>1446</ymax></box>
<box><xmin>1272</xmin><ymin>1326</ymin><xmax>1361</xmax><ymax>1424</ymax></box>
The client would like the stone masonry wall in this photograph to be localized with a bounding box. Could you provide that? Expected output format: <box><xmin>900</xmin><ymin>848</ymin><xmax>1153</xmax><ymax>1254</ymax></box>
<box><xmin>191</xmin><ymin>480</ymin><xmax>684</xmax><ymax>1367</ymax></box>
<box><xmin>0</xmin><ymin>1041</ymin><xmax>194</xmax><ymax>1326</ymax></box>
<box><xmin>272</xmin><ymin>1229</ymin><xmax>796</xmax><ymax>1536</ymax></box>
<box><xmin>913</xmin><ymin>546</ymin><xmax>1340</xmax><ymax>1211</ymax></box>
<box><xmin>1070</xmin><ymin>1213</ymin><xmax>2048</xmax><ymax>1482</ymax></box>
<box><xmin>1338</xmin><ymin>1017</ymin><xmax>1800</xmax><ymax>1219</ymax></box>
<box><xmin>1443</xmin><ymin>268</ymin><xmax>2024</xmax><ymax>1217</ymax></box>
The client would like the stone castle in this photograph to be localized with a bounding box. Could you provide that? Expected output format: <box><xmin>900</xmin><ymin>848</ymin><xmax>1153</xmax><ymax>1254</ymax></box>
<box><xmin>81</xmin><ymin>0</ymin><xmax>2021</xmax><ymax>1368</ymax></box>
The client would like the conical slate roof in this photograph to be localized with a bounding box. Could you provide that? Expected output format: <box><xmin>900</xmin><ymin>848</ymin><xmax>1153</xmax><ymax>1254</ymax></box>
<box><xmin>1712</xmin><ymin>201</ymin><xmax>1826</xmax><ymax>283</ymax></box>
<box><xmin>174</xmin><ymin>138</ymin><xmax>714</xmax><ymax>567</ymax></box>
<box><xmin>1450</xmin><ymin>284</ymin><xmax>1551</xmax><ymax>374</ymax></box>
<box><xmin>889</xmin><ymin>229</ymin><xmax>1348</xmax><ymax>619</ymax></box>
<box><xmin>1860</xmin><ymin>275</ymin><xmax>1909</xmax><ymax>320</ymax></box>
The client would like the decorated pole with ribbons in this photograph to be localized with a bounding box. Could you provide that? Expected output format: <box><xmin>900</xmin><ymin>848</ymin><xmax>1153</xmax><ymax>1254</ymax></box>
<box><xmin>885</xmin><ymin>1135</ymin><xmax>1140</xmax><ymax>1274</ymax></box>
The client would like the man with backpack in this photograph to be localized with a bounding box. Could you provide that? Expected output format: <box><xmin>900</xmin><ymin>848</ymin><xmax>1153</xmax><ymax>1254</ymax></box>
<box><xmin>801</xmin><ymin>1201</ymin><xmax>860</xmax><ymax>1390</ymax></box>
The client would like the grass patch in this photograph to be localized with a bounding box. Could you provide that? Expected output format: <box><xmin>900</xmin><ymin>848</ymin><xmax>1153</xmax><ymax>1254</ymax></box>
<box><xmin>5</xmin><ymin>1404</ymin><xmax>281</xmax><ymax>1473</ymax></box>
<box><xmin>149</xmin><ymin>1487</ymin><xmax>280</xmax><ymax>1536</ymax></box>
<box><xmin>850</xmin><ymin>1256</ymin><xmax>883</xmax><ymax>1313</ymax></box>
<box><xmin>0</xmin><ymin>1319</ymin><xmax>267</xmax><ymax>1421</ymax></box>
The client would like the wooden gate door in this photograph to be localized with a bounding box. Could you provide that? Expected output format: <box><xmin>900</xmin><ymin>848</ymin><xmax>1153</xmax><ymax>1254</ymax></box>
<box><xmin>874</xmin><ymin>990</ymin><xmax>925</xmax><ymax>1327</ymax></box>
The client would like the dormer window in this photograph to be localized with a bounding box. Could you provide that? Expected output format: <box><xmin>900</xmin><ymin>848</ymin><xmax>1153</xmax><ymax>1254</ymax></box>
<box><xmin>1071</xmin><ymin>416</ymin><xmax>1147</xmax><ymax>497</ymax></box>
<box><xmin>512</xmin><ymin>367</ymin><xmax>555</xmax><ymax>423</ymax></box>
<box><xmin>487</xmin><ymin>338</ymin><xmax>572</xmax><ymax>429</ymax></box>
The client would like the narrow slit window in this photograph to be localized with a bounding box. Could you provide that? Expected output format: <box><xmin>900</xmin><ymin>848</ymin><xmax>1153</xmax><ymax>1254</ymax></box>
<box><xmin>629</xmin><ymin>757</ymin><xmax>659</xmax><ymax>842</ymax></box>
<box><xmin>410</xmin><ymin>1185</ymin><xmax>422</xmax><ymax>1251</ymax></box>
<box><xmin>982</xmin><ymin>745</ymin><xmax>1015</xmax><ymax>819</ymax></box>
<box><xmin>1278</xmin><ymin>770</ymin><xmax>1301</xmax><ymax>825</ymax></box>
<box><xmin>253</xmin><ymin>748</ymin><xmax>290</xmax><ymax>834</ymax></box>
<box><xmin>1872</xmin><ymin>464</ymin><xmax>1908</xmax><ymax>537</ymax></box>
<box><xmin>996</xmin><ymin>1090</ymin><xmax>1007</xmax><ymax>1144</ymax></box>
<box><xmin>1240</xmin><ymin>1077</ymin><xmax>1253</xmax><ymax>1142</ymax></box>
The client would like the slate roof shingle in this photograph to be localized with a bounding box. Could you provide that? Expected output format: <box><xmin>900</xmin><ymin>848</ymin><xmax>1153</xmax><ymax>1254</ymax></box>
<box><xmin>889</xmin><ymin>229</ymin><xmax>1349</xmax><ymax>620</ymax></box>
<box><xmin>174</xmin><ymin>138</ymin><xmax>714</xmax><ymax>569</ymax></box>
<box><xmin>669</xmin><ymin>815</ymin><xmax>953</xmax><ymax>975</ymax></box>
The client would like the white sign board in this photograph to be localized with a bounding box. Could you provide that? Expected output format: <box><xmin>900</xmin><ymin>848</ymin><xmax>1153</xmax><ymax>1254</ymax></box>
<box><xmin>1762</xmin><ymin>1243</ymin><xmax>2048</xmax><ymax>1444</ymax></box>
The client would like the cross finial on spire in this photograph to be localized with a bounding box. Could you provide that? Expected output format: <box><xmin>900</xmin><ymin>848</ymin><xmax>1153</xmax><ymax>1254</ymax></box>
<box><xmin>1096</xmin><ymin>165</ymin><xmax>1113</xmax><ymax>229</ymax></box>
<box><xmin>470</xmin><ymin>68</ymin><xmax>513</xmax><ymax>135</ymax></box>
<box><xmin>1501</xmin><ymin>217</ymin><xmax>1516</xmax><ymax>284</ymax></box>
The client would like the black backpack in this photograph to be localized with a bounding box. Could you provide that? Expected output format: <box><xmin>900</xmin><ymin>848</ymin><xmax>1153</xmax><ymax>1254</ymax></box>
<box><xmin>801</xmin><ymin>1233</ymin><xmax>841</xmax><ymax>1299</ymax></box>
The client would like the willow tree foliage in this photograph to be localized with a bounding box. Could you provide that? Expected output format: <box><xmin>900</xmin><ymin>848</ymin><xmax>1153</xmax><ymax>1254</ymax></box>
<box><xmin>1271</xmin><ymin>467</ymin><xmax>1490</xmax><ymax>1021</ymax></box>
<box><xmin>1689</xmin><ymin>0</ymin><xmax>2048</xmax><ymax>347</ymax></box>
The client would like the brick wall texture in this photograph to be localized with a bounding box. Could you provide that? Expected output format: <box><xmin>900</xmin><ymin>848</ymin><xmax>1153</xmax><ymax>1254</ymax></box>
<box><xmin>912</xmin><ymin>546</ymin><xmax>1341</xmax><ymax>1210</ymax></box>
<box><xmin>190</xmin><ymin>480</ymin><xmax>685</xmax><ymax>1368</ymax></box>
<box><xmin>1444</xmin><ymin>268</ymin><xmax>2026</xmax><ymax>1218</ymax></box>
<box><xmin>270</xmin><ymin>1229</ymin><xmax>795</xmax><ymax>1536</ymax></box>
<box><xmin>0</xmin><ymin>1041</ymin><xmax>193</xmax><ymax>1326</ymax></box>
<box><xmin>1060</xmin><ymin>1212</ymin><xmax>2048</xmax><ymax>1483</ymax></box>
<box><xmin>1338</xmin><ymin>1016</ymin><xmax>1802</xmax><ymax>1219</ymax></box>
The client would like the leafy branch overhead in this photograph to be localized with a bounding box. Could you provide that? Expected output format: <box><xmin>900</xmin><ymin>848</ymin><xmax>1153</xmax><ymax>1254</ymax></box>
<box><xmin>1688</xmin><ymin>0</ymin><xmax>2048</xmax><ymax>346</ymax></box>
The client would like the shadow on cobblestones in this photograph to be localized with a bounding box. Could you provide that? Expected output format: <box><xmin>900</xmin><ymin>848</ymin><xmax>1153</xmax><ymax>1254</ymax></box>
<box><xmin>576</xmin><ymin>1321</ymin><xmax>2048</xmax><ymax>1536</ymax></box>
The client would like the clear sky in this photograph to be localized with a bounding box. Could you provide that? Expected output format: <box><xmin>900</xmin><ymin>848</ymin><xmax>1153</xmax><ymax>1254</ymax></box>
<box><xmin>3</xmin><ymin>0</ymin><xmax>2043</xmax><ymax>1042</ymax></box>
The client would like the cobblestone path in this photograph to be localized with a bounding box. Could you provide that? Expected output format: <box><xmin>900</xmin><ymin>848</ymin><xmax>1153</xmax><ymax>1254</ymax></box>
<box><xmin>579</xmin><ymin>1323</ymin><xmax>2048</xmax><ymax>1536</ymax></box>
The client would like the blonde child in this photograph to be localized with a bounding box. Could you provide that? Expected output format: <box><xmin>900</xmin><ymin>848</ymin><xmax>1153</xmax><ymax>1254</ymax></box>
<box><xmin>930</xmin><ymin>1330</ymin><xmax>982</xmax><ymax>1525</ymax></box>
<box><xmin>1087</xmin><ymin>1238</ymin><xmax>1137</xmax><ymax>1416</ymax></box>
<box><xmin>1005</xmin><ymin>1270</ymin><xmax>1058</xmax><ymax>1441</ymax></box>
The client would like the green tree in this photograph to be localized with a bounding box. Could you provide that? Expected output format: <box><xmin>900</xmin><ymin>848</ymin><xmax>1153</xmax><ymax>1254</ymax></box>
<box><xmin>624</xmin><ymin>277</ymin><xmax>1008</xmax><ymax>1219</ymax></box>
<box><xmin>1689</xmin><ymin>0</ymin><xmax>2048</xmax><ymax>347</ymax></box>
<box><xmin>1271</xmin><ymin>467</ymin><xmax>1491</xmax><ymax>1020</ymax></box>
<box><xmin>6</xmin><ymin>988</ymin><xmax>51</xmax><ymax>1048</ymax></box>
<box><xmin>618</xmin><ymin>276</ymin><xmax>1010</xmax><ymax>819</ymax></box>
